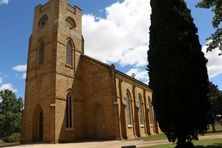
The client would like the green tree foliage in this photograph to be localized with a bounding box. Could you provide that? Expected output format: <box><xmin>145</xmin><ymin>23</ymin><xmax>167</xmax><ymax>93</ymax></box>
<box><xmin>0</xmin><ymin>89</ymin><xmax>23</xmax><ymax>138</ymax></box>
<box><xmin>196</xmin><ymin>0</ymin><xmax>222</xmax><ymax>53</ymax></box>
<box><xmin>208</xmin><ymin>82</ymin><xmax>221</xmax><ymax>131</ymax></box>
<box><xmin>211</xmin><ymin>94</ymin><xmax>222</xmax><ymax>119</ymax></box>
<box><xmin>208</xmin><ymin>81</ymin><xmax>221</xmax><ymax>98</ymax></box>
<box><xmin>148</xmin><ymin>0</ymin><xmax>211</xmax><ymax>147</ymax></box>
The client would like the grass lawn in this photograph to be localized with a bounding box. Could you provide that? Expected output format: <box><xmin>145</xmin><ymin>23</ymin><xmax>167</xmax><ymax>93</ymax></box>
<box><xmin>142</xmin><ymin>139</ymin><xmax>222</xmax><ymax>148</ymax></box>
<box><xmin>136</xmin><ymin>133</ymin><xmax>167</xmax><ymax>141</ymax></box>
<box><xmin>205</xmin><ymin>125</ymin><xmax>222</xmax><ymax>136</ymax></box>
<box><xmin>137</xmin><ymin>125</ymin><xmax>222</xmax><ymax>141</ymax></box>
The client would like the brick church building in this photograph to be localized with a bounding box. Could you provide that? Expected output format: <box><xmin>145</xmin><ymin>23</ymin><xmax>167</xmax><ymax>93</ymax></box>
<box><xmin>21</xmin><ymin>0</ymin><xmax>159</xmax><ymax>143</ymax></box>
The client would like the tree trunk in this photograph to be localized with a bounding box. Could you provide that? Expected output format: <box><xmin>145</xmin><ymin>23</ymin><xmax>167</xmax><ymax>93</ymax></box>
<box><xmin>212</xmin><ymin>123</ymin><xmax>216</xmax><ymax>132</ymax></box>
<box><xmin>175</xmin><ymin>137</ymin><xmax>194</xmax><ymax>148</ymax></box>
<box><xmin>176</xmin><ymin>137</ymin><xmax>186</xmax><ymax>148</ymax></box>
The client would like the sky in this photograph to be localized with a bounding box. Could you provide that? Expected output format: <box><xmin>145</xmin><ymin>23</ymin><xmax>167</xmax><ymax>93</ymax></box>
<box><xmin>0</xmin><ymin>0</ymin><xmax>222</xmax><ymax>98</ymax></box>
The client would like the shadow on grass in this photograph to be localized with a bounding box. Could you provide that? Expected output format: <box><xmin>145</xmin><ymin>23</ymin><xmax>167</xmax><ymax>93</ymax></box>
<box><xmin>195</xmin><ymin>143</ymin><xmax>222</xmax><ymax>148</ymax></box>
<box><xmin>206</xmin><ymin>130</ymin><xmax>222</xmax><ymax>134</ymax></box>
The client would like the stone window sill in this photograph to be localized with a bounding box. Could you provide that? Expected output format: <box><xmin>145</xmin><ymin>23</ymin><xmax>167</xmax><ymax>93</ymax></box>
<box><xmin>128</xmin><ymin>124</ymin><xmax>133</xmax><ymax>128</ymax></box>
<box><xmin>65</xmin><ymin>64</ymin><xmax>74</xmax><ymax>69</ymax></box>
<box><xmin>65</xmin><ymin>128</ymin><xmax>75</xmax><ymax>131</ymax></box>
<box><xmin>140</xmin><ymin>125</ymin><xmax>144</xmax><ymax>128</ymax></box>
<box><xmin>37</xmin><ymin>63</ymin><xmax>46</xmax><ymax>68</ymax></box>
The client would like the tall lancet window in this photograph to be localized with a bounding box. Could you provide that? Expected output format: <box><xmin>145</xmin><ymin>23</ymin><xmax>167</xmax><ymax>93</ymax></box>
<box><xmin>38</xmin><ymin>15</ymin><xmax>48</xmax><ymax>29</ymax></box>
<box><xmin>66</xmin><ymin>40</ymin><xmax>73</xmax><ymax>66</ymax></box>
<box><xmin>65</xmin><ymin>17</ymin><xmax>76</xmax><ymax>30</ymax></box>
<box><xmin>38</xmin><ymin>40</ymin><xmax>45</xmax><ymax>65</ymax></box>
<box><xmin>138</xmin><ymin>94</ymin><xmax>144</xmax><ymax>125</ymax></box>
<box><xmin>126</xmin><ymin>91</ymin><xmax>132</xmax><ymax>125</ymax></box>
<box><xmin>148</xmin><ymin>97</ymin><xmax>154</xmax><ymax>125</ymax></box>
<box><xmin>66</xmin><ymin>92</ymin><xmax>73</xmax><ymax>128</ymax></box>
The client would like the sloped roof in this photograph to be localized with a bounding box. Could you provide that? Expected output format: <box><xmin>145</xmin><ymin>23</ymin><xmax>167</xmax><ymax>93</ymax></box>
<box><xmin>81</xmin><ymin>54</ymin><xmax>151</xmax><ymax>90</ymax></box>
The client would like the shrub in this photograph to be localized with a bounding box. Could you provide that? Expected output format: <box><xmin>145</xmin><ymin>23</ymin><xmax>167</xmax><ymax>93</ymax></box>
<box><xmin>2</xmin><ymin>133</ymin><xmax>21</xmax><ymax>143</ymax></box>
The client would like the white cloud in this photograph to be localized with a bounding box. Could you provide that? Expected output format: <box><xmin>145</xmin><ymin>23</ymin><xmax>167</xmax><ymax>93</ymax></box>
<box><xmin>120</xmin><ymin>45</ymin><xmax>148</xmax><ymax>67</ymax></box>
<box><xmin>0</xmin><ymin>83</ymin><xmax>17</xmax><ymax>93</ymax></box>
<box><xmin>82</xmin><ymin>0</ymin><xmax>222</xmax><ymax>83</ymax></box>
<box><xmin>0</xmin><ymin>74</ymin><xmax>17</xmax><ymax>93</ymax></box>
<box><xmin>0</xmin><ymin>77</ymin><xmax>2</xmax><ymax>85</ymax></box>
<box><xmin>21</xmin><ymin>73</ymin><xmax>26</xmax><ymax>79</ymax></box>
<box><xmin>83</xmin><ymin>0</ymin><xmax>150</xmax><ymax>66</ymax></box>
<box><xmin>12</xmin><ymin>65</ymin><xmax>27</xmax><ymax>72</ymax></box>
<box><xmin>0</xmin><ymin>0</ymin><xmax>9</xmax><ymax>5</ymax></box>
<box><xmin>126</xmin><ymin>67</ymin><xmax>149</xmax><ymax>84</ymax></box>
<box><xmin>204</xmin><ymin>46</ymin><xmax>222</xmax><ymax>78</ymax></box>
<box><xmin>12</xmin><ymin>65</ymin><xmax>27</xmax><ymax>79</ymax></box>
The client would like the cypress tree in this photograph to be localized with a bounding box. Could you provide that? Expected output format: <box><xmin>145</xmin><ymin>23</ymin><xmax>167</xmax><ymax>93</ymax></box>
<box><xmin>148</xmin><ymin>0</ymin><xmax>211</xmax><ymax>147</ymax></box>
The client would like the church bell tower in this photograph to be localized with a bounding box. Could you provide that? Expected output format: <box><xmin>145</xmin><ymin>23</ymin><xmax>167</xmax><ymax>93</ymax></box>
<box><xmin>21</xmin><ymin>0</ymin><xmax>84</xmax><ymax>143</ymax></box>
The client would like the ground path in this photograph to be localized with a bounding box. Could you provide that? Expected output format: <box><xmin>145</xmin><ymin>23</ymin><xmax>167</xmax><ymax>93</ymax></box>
<box><xmin>11</xmin><ymin>134</ymin><xmax>222</xmax><ymax>148</ymax></box>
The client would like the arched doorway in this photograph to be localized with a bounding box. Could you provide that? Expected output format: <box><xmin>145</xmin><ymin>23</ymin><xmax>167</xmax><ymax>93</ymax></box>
<box><xmin>38</xmin><ymin>111</ymin><xmax>43</xmax><ymax>141</ymax></box>
<box><xmin>135</xmin><ymin>107</ymin><xmax>141</xmax><ymax>137</ymax></box>
<box><xmin>32</xmin><ymin>105</ymin><xmax>44</xmax><ymax>142</ymax></box>
<box><xmin>96</xmin><ymin>105</ymin><xmax>105</xmax><ymax>139</ymax></box>
<box><xmin>121</xmin><ymin>105</ymin><xmax>127</xmax><ymax>139</ymax></box>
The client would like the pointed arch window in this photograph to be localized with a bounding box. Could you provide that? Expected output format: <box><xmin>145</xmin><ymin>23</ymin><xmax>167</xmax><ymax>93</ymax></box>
<box><xmin>148</xmin><ymin>97</ymin><xmax>154</xmax><ymax>124</ymax></box>
<box><xmin>126</xmin><ymin>91</ymin><xmax>132</xmax><ymax>125</ymax></box>
<box><xmin>138</xmin><ymin>95</ymin><xmax>144</xmax><ymax>125</ymax></box>
<box><xmin>38</xmin><ymin>15</ymin><xmax>48</xmax><ymax>29</ymax></box>
<box><xmin>66</xmin><ymin>92</ymin><xmax>73</xmax><ymax>128</ymax></box>
<box><xmin>38</xmin><ymin>40</ymin><xmax>45</xmax><ymax>65</ymax></box>
<box><xmin>66</xmin><ymin>40</ymin><xmax>73</xmax><ymax>66</ymax></box>
<box><xmin>65</xmin><ymin>17</ymin><xmax>76</xmax><ymax>30</ymax></box>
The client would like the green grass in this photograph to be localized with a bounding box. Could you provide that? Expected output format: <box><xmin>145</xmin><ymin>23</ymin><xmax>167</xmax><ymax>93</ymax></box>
<box><xmin>137</xmin><ymin>133</ymin><xmax>167</xmax><ymax>141</ymax></box>
<box><xmin>142</xmin><ymin>139</ymin><xmax>222</xmax><ymax>148</ymax></box>
<box><xmin>194</xmin><ymin>139</ymin><xmax>222</xmax><ymax>147</ymax></box>
<box><xmin>205</xmin><ymin>125</ymin><xmax>222</xmax><ymax>136</ymax></box>
<box><xmin>137</xmin><ymin>125</ymin><xmax>222</xmax><ymax>141</ymax></box>
<box><xmin>208</xmin><ymin>124</ymin><xmax>222</xmax><ymax>131</ymax></box>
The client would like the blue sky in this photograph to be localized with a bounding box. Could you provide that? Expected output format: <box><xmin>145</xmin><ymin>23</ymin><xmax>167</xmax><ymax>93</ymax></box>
<box><xmin>0</xmin><ymin>0</ymin><xmax>222</xmax><ymax>98</ymax></box>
